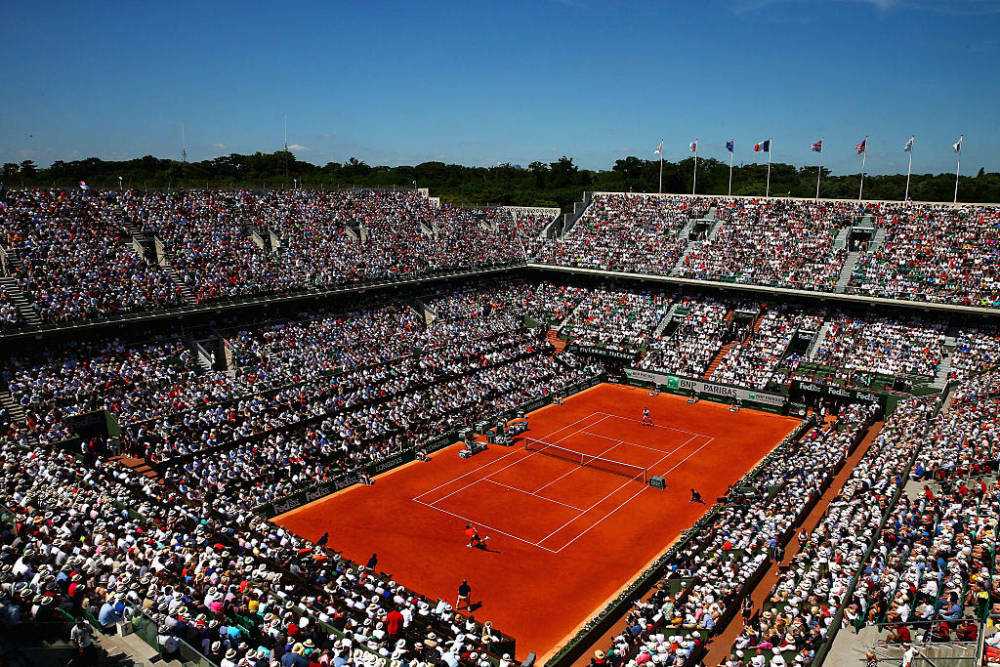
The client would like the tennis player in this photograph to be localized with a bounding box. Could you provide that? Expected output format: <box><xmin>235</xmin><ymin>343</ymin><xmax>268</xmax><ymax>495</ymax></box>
<box><xmin>642</xmin><ymin>407</ymin><xmax>654</xmax><ymax>427</ymax></box>
<box><xmin>464</xmin><ymin>523</ymin><xmax>490</xmax><ymax>549</ymax></box>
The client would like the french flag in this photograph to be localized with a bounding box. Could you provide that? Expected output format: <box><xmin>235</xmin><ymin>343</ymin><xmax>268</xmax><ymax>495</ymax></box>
<box><xmin>753</xmin><ymin>139</ymin><xmax>770</xmax><ymax>153</ymax></box>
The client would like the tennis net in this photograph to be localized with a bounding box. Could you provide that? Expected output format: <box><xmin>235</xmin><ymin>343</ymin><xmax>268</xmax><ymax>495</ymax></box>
<box><xmin>522</xmin><ymin>437</ymin><xmax>647</xmax><ymax>482</ymax></box>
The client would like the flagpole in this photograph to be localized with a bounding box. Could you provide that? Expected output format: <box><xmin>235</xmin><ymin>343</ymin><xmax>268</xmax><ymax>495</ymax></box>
<box><xmin>765</xmin><ymin>140</ymin><xmax>772</xmax><ymax>198</ymax></box>
<box><xmin>858</xmin><ymin>137</ymin><xmax>867</xmax><ymax>201</ymax></box>
<box><xmin>728</xmin><ymin>150</ymin><xmax>733</xmax><ymax>196</ymax></box>
<box><xmin>692</xmin><ymin>148</ymin><xmax>698</xmax><ymax>195</ymax></box>
<box><xmin>904</xmin><ymin>149</ymin><xmax>912</xmax><ymax>202</ymax></box>
<box><xmin>954</xmin><ymin>153</ymin><xmax>961</xmax><ymax>204</ymax></box>
<box><xmin>657</xmin><ymin>139</ymin><xmax>663</xmax><ymax>194</ymax></box>
<box><xmin>816</xmin><ymin>163</ymin><xmax>821</xmax><ymax>200</ymax></box>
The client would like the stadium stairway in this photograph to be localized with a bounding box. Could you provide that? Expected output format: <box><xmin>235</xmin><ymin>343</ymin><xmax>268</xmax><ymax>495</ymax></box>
<box><xmin>95</xmin><ymin>627</ymin><xmax>184</xmax><ymax>667</ymax></box>
<box><xmin>161</xmin><ymin>264</ymin><xmax>197</xmax><ymax>305</ymax></box>
<box><xmin>556</xmin><ymin>302</ymin><xmax>583</xmax><ymax>332</ymax></box>
<box><xmin>806</xmin><ymin>320</ymin><xmax>833</xmax><ymax>360</ymax></box>
<box><xmin>835</xmin><ymin>251</ymin><xmax>861</xmax><ymax>293</ymax></box>
<box><xmin>546</xmin><ymin>327</ymin><xmax>568</xmax><ymax>354</ymax></box>
<box><xmin>931</xmin><ymin>347</ymin><xmax>954</xmax><ymax>390</ymax></box>
<box><xmin>832</xmin><ymin>226</ymin><xmax>851</xmax><ymax>251</ymax></box>
<box><xmin>0</xmin><ymin>390</ymin><xmax>26</xmax><ymax>422</ymax></box>
<box><xmin>653</xmin><ymin>303</ymin><xmax>681</xmax><ymax>337</ymax></box>
<box><xmin>0</xmin><ymin>273</ymin><xmax>43</xmax><ymax>328</ymax></box>
<box><xmin>703</xmin><ymin>341</ymin><xmax>736</xmax><ymax>380</ymax></box>
<box><xmin>669</xmin><ymin>242</ymin><xmax>696</xmax><ymax>276</ymax></box>
<box><xmin>108</xmin><ymin>455</ymin><xmax>160</xmax><ymax>481</ymax></box>
<box><xmin>871</xmin><ymin>226</ymin><xmax>888</xmax><ymax>251</ymax></box>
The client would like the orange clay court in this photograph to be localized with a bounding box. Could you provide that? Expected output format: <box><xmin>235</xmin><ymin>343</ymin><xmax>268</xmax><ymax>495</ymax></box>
<box><xmin>274</xmin><ymin>383</ymin><xmax>799</xmax><ymax>660</ymax></box>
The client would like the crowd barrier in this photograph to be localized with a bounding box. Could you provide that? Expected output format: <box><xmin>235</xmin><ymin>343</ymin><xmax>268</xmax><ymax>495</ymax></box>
<box><xmin>622</xmin><ymin>368</ymin><xmax>788</xmax><ymax>411</ymax></box>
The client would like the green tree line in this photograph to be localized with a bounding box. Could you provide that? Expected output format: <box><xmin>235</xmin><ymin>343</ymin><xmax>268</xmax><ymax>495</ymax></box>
<box><xmin>4</xmin><ymin>152</ymin><xmax>999</xmax><ymax>210</ymax></box>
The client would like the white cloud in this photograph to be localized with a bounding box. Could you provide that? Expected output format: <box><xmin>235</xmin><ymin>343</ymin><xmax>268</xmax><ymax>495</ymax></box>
<box><xmin>288</xmin><ymin>144</ymin><xmax>309</xmax><ymax>152</ymax></box>
<box><xmin>212</xmin><ymin>143</ymin><xmax>226</xmax><ymax>149</ymax></box>
<box><xmin>734</xmin><ymin>0</ymin><xmax>1000</xmax><ymax>14</ymax></box>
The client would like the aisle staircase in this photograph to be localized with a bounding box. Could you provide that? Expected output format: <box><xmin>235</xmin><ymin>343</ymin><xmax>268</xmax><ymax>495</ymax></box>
<box><xmin>703</xmin><ymin>341</ymin><xmax>736</xmax><ymax>380</ymax></box>
<box><xmin>931</xmin><ymin>347</ymin><xmax>954</xmax><ymax>390</ymax></box>
<box><xmin>0</xmin><ymin>390</ymin><xmax>26</xmax><ymax>422</ymax></box>
<box><xmin>832</xmin><ymin>226</ymin><xmax>851</xmax><ymax>251</ymax></box>
<box><xmin>0</xmin><ymin>273</ymin><xmax>43</xmax><ymax>328</ymax></box>
<box><xmin>108</xmin><ymin>455</ymin><xmax>160</xmax><ymax>481</ymax></box>
<box><xmin>835</xmin><ymin>251</ymin><xmax>861</xmax><ymax>293</ymax></box>
<box><xmin>546</xmin><ymin>327</ymin><xmax>568</xmax><ymax>354</ymax></box>
<box><xmin>653</xmin><ymin>303</ymin><xmax>682</xmax><ymax>337</ymax></box>
<box><xmin>807</xmin><ymin>320</ymin><xmax>833</xmax><ymax>361</ymax></box>
<box><xmin>871</xmin><ymin>226</ymin><xmax>888</xmax><ymax>251</ymax></box>
<box><xmin>162</xmin><ymin>265</ymin><xmax>196</xmax><ymax>305</ymax></box>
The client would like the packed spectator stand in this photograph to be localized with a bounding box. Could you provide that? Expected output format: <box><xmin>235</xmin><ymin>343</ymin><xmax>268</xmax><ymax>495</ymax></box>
<box><xmin>4</xmin><ymin>184</ymin><xmax>1000</xmax><ymax>667</ymax></box>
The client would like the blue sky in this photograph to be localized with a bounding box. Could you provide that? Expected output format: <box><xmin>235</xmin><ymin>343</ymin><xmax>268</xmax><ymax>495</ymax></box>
<box><xmin>1</xmin><ymin>0</ymin><xmax>998</xmax><ymax>174</ymax></box>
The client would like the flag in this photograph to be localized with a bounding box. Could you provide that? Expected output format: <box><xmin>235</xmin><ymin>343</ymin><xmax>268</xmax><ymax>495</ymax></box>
<box><xmin>753</xmin><ymin>139</ymin><xmax>771</xmax><ymax>153</ymax></box>
<box><xmin>953</xmin><ymin>135</ymin><xmax>964</xmax><ymax>154</ymax></box>
<box><xmin>725</xmin><ymin>140</ymin><xmax>735</xmax><ymax>153</ymax></box>
<box><xmin>855</xmin><ymin>138</ymin><xmax>867</xmax><ymax>155</ymax></box>
<box><xmin>79</xmin><ymin>180</ymin><xmax>89</xmax><ymax>191</ymax></box>
<box><xmin>654</xmin><ymin>141</ymin><xmax>663</xmax><ymax>156</ymax></box>
<box><xmin>689</xmin><ymin>140</ymin><xmax>698</xmax><ymax>153</ymax></box>
<box><xmin>904</xmin><ymin>136</ymin><xmax>915</xmax><ymax>152</ymax></box>
<box><xmin>811</xmin><ymin>140</ymin><xmax>823</xmax><ymax>153</ymax></box>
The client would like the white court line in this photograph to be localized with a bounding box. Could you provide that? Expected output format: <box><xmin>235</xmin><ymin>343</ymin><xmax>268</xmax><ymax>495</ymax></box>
<box><xmin>596</xmin><ymin>411</ymin><xmax>710</xmax><ymax>438</ymax></box>
<box><xmin>552</xmin><ymin>435</ymin><xmax>717</xmax><ymax>553</ymax></box>
<box><xmin>412</xmin><ymin>410</ymin><xmax>606</xmax><ymax>501</ymax></box>
<box><xmin>535</xmin><ymin>433</ymin><xmax>702</xmax><ymax>545</ymax></box>
<box><xmin>579</xmin><ymin>430</ymin><xmax>690</xmax><ymax>455</ymax></box>
<box><xmin>412</xmin><ymin>498</ymin><xmax>557</xmax><ymax>553</ymax></box>
<box><xmin>481</xmin><ymin>479</ymin><xmax>585</xmax><ymax>511</ymax></box>
<box><xmin>529</xmin><ymin>438</ymin><xmax>627</xmax><ymax>495</ymax></box>
<box><xmin>414</xmin><ymin>413</ymin><xmax>610</xmax><ymax>507</ymax></box>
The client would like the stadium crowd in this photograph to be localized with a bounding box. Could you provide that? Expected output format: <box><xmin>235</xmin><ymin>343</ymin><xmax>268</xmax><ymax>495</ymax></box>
<box><xmin>0</xmin><ymin>188</ymin><xmax>553</xmax><ymax>325</ymax></box>
<box><xmin>721</xmin><ymin>398</ymin><xmax>933</xmax><ymax>666</ymax></box>
<box><xmin>3</xmin><ymin>189</ymin><xmax>1000</xmax><ymax>335</ymax></box>
<box><xmin>674</xmin><ymin>199</ymin><xmax>852</xmax><ymax>291</ymax></box>
<box><xmin>808</xmin><ymin>315</ymin><xmax>947</xmax><ymax>381</ymax></box>
<box><xmin>534</xmin><ymin>194</ymin><xmax>707</xmax><ymax>274</ymax></box>
<box><xmin>709</xmin><ymin>308</ymin><xmax>824</xmax><ymax>390</ymax></box>
<box><xmin>563</xmin><ymin>288</ymin><xmax>671</xmax><ymax>354</ymax></box>
<box><xmin>848</xmin><ymin>203</ymin><xmax>1000</xmax><ymax>308</ymax></box>
<box><xmin>639</xmin><ymin>298</ymin><xmax>729</xmax><ymax>378</ymax></box>
<box><xmin>0</xmin><ymin>189</ymin><xmax>186</xmax><ymax>323</ymax></box>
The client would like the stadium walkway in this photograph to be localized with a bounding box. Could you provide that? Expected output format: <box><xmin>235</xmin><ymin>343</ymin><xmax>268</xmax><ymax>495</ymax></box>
<box><xmin>567</xmin><ymin>419</ymin><xmax>885</xmax><ymax>667</ymax></box>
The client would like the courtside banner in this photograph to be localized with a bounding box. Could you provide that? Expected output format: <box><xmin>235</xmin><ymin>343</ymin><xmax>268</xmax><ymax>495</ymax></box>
<box><xmin>623</xmin><ymin>369</ymin><xmax>786</xmax><ymax>408</ymax></box>
<box><xmin>566</xmin><ymin>343</ymin><xmax>638</xmax><ymax>362</ymax></box>
<box><xmin>791</xmin><ymin>380</ymin><xmax>881</xmax><ymax>405</ymax></box>
<box><xmin>259</xmin><ymin>448</ymin><xmax>419</xmax><ymax>516</ymax></box>
<box><xmin>261</xmin><ymin>472</ymin><xmax>360</xmax><ymax>517</ymax></box>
